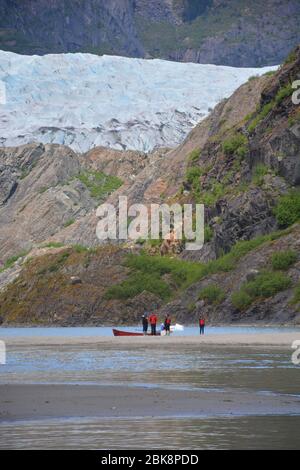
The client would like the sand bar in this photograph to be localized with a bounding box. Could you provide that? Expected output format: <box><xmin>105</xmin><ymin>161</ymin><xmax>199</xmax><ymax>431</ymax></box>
<box><xmin>1</xmin><ymin>383</ymin><xmax>300</xmax><ymax>422</ymax></box>
<box><xmin>2</xmin><ymin>332</ymin><xmax>300</xmax><ymax>348</ymax></box>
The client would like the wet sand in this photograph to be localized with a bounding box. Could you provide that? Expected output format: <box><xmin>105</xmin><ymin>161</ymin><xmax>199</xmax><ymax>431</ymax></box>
<box><xmin>1</xmin><ymin>383</ymin><xmax>300</xmax><ymax>423</ymax></box>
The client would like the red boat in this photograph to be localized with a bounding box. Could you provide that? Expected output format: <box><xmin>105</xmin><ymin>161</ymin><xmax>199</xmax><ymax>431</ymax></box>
<box><xmin>112</xmin><ymin>328</ymin><xmax>160</xmax><ymax>337</ymax></box>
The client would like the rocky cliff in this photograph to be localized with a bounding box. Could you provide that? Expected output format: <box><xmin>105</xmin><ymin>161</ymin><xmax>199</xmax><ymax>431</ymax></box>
<box><xmin>1</xmin><ymin>0</ymin><xmax>300</xmax><ymax>66</ymax></box>
<box><xmin>0</xmin><ymin>47</ymin><xmax>299</xmax><ymax>326</ymax></box>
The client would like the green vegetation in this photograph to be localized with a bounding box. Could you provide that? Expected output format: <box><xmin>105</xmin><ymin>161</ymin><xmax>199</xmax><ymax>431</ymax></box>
<box><xmin>243</xmin><ymin>271</ymin><xmax>292</xmax><ymax>298</ymax></box>
<box><xmin>284</xmin><ymin>50</ymin><xmax>297</xmax><ymax>65</ymax></box>
<box><xmin>291</xmin><ymin>282</ymin><xmax>300</xmax><ymax>305</ymax></box>
<box><xmin>64</xmin><ymin>218</ymin><xmax>75</xmax><ymax>228</ymax></box>
<box><xmin>275</xmin><ymin>84</ymin><xmax>293</xmax><ymax>104</ymax></box>
<box><xmin>198</xmin><ymin>285</ymin><xmax>225</xmax><ymax>305</ymax></box>
<box><xmin>232</xmin><ymin>271</ymin><xmax>292</xmax><ymax>311</ymax></box>
<box><xmin>252</xmin><ymin>164</ymin><xmax>269</xmax><ymax>186</ymax></box>
<box><xmin>204</xmin><ymin>225</ymin><xmax>214</xmax><ymax>243</ymax></box>
<box><xmin>248</xmin><ymin>83</ymin><xmax>294</xmax><ymax>133</ymax></box>
<box><xmin>0</xmin><ymin>250</ymin><xmax>29</xmax><ymax>272</ymax></box>
<box><xmin>41</xmin><ymin>242</ymin><xmax>65</xmax><ymax>249</ymax></box>
<box><xmin>186</xmin><ymin>166</ymin><xmax>203</xmax><ymax>185</ymax></box>
<box><xmin>231</xmin><ymin>291</ymin><xmax>252</xmax><ymax>310</ymax></box>
<box><xmin>288</xmin><ymin>109</ymin><xmax>300</xmax><ymax>128</ymax></box>
<box><xmin>38</xmin><ymin>186</ymin><xmax>48</xmax><ymax>194</ymax></box>
<box><xmin>77</xmin><ymin>170</ymin><xmax>123</xmax><ymax>200</ymax></box>
<box><xmin>248</xmin><ymin>75</ymin><xmax>258</xmax><ymax>82</ymax></box>
<box><xmin>263</xmin><ymin>71</ymin><xmax>276</xmax><ymax>77</ymax></box>
<box><xmin>248</xmin><ymin>101</ymin><xmax>274</xmax><ymax>133</ymax></box>
<box><xmin>274</xmin><ymin>191</ymin><xmax>300</xmax><ymax>228</ymax></box>
<box><xmin>222</xmin><ymin>132</ymin><xmax>248</xmax><ymax>158</ymax></box>
<box><xmin>188</xmin><ymin>148</ymin><xmax>201</xmax><ymax>164</ymax></box>
<box><xmin>271</xmin><ymin>250</ymin><xmax>298</xmax><ymax>271</ymax></box>
<box><xmin>41</xmin><ymin>251</ymin><xmax>71</xmax><ymax>274</ymax></box>
<box><xmin>104</xmin><ymin>273</ymin><xmax>171</xmax><ymax>301</ymax></box>
<box><xmin>199</xmin><ymin>181</ymin><xmax>225</xmax><ymax>207</ymax></box>
<box><xmin>72</xmin><ymin>244</ymin><xmax>90</xmax><ymax>254</ymax></box>
<box><xmin>104</xmin><ymin>228</ymin><xmax>292</xmax><ymax>301</ymax></box>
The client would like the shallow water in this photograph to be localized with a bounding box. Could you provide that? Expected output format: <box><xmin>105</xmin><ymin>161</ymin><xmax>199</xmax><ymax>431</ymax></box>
<box><xmin>1</xmin><ymin>326</ymin><xmax>300</xmax><ymax>449</ymax></box>
<box><xmin>1</xmin><ymin>325</ymin><xmax>299</xmax><ymax>338</ymax></box>
<box><xmin>1</xmin><ymin>415</ymin><xmax>300</xmax><ymax>450</ymax></box>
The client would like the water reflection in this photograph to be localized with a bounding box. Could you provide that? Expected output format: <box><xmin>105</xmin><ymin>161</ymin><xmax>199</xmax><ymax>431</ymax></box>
<box><xmin>1</xmin><ymin>415</ymin><xmax>300</xmax><ymax>450</ymax></box>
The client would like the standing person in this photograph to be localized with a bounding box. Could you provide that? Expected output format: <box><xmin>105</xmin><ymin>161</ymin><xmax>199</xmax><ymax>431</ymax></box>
<box><xmin>149</xmin><ymin>312</ymin><xmax>158</xmax><ymax>336</ymax></box>
<box><xmin>142</xmin><ymin>313</ymin><xmax>148</xmax><ymax>336</ymax></box>
<box><xmin>164</xmin><ymin>314</ymin><xmax>171</xmax><ymax>336</ymax></box>
<box><xmin>199</xmin><ymin>317</ymin><xmax>205</xmax><ymax>335</ymax></box>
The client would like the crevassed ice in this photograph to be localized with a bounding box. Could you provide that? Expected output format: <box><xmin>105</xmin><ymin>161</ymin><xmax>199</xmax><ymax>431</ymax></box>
<box><xmin>0</xmin><ymin>51</ymin><xmax>277</xmax><ymax>153</ymax></box>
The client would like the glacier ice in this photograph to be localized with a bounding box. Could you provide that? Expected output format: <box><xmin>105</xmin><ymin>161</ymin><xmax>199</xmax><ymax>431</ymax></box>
<box><xmin>0</xmin><ymin>51</ymin><xmax>277</xmax><ymax>153</ymax></box>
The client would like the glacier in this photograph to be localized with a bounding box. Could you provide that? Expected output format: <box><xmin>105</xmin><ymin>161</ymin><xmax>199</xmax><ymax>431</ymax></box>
<box><xmin>0</xmin><ymin>51</ymin><xmax>277</xmax><ymax>153</ymax></box>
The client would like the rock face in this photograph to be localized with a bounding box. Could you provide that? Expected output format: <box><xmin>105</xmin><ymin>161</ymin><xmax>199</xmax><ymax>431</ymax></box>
<box><xmin>0</xmin><ymin>0</ymin><xmax>300</xmax><ymax>67</ymax></box>
<box><xmin>0</xmin><ymin>143</ymin><xmax>145</xmax><ymax>260</ymax></box>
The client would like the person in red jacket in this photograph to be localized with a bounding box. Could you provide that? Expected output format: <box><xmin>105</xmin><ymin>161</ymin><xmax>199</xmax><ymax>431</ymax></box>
<box><xmin>164</xmin><ymin>314</ymin><xmax>171</xmax><ymax>336</ymax></box>
<box><xmin>149</xmin><ymin>313</ymin><xmax>158</xmax><ymax>336</ymax></box>
<box><xmin>199</xmin><ymin>317</ymin><xmax>205</xmax><ymax>335</ymax></box>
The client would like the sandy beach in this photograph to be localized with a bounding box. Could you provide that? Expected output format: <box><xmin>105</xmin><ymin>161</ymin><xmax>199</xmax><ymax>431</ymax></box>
<box><xmin>4</xmin><ymin>332</ymin><xmax>300</xmax><ymax>348</ymax></box>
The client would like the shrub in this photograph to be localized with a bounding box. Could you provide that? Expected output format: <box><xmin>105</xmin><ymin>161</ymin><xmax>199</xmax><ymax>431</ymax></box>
<box><xmin>275</xmin><ymin>84</ymin><xmax>293</xmax><ymax>104</ymax></box>
<box><xmin>73</xmin><ymin>244</ymin><xmax>89</xmax><ymax>253</ymax></box>
<box><xmin>41</xmin><ymin>242</ymin><xmax>65</xmax><ymax>249</ymax></box>
<box><xmin>274</xmin><ymin>191</ymin><xmax>300</xmax><ymax>228</ymax></box>
<box><xmin>46</xmin><ymin>251</ymin><xmax>71</xmax><ymax>274</ymax></box>
<box><xmin>243</xmin><ymin>271</ymin><xmax>292</xmax><ymax>299</ymax></box>
<box><xmin>64</xmin><ymin>218</ymin><xmax>75</xmax><ymax>228</ymax></box>
<box><xmin>188</xmin><ymin>149</ymin><xmax>201</xmax><ymax>163</ymax></box>
<box><xmin>200</xmin><ymin>181</ymin><xmax>225</xmax><ymax>207</ymax></box>
<box><xmin>1</xmin><ymin>250</ymin><xmax>29</xmax><ymax>272</ymax></box>
<box><xmin>232</xmin><ymin>271</ymin><xmax>292</xmax><ymax>311</ymax></box>
<box><xmin>204</xmin><ymin>225</ymin><xmax>213</xmax><ymax>242</ymax></box>
<box><xmin>78</xmin><ymin>170</ymin><xmax>122</xmax><ymax>200</ymax></box>
<box><xmin>248</xmin><ymin>101</ymin><xmax>274</xmax><ymax>133</ymax></box>
<box><xmin>186</xmin><ymin>166</ymin><xmax>202</xmax><ymax>184</ymax></box>
<box><xmin>252</xmin><ymin>164</ymin><xmax>269</xmax><ymax>186</ymax></box>
<box><xmin>231</xmin><ymin>291</ymin><xmax>252</xmax><ymax>311</ymax></box>
<box><xmin>104</xmin><ymin>273</ymin><xmax>171</xmax><ymax>301</ymax></box>
<box><xmin>198</xmin><ymin>285</ymin><xmax>225</xmax><ymax>304</ymax></box>
<box><xmin>222</xmin><ymin>133</ymin><xmax>248</xmax><ymax>157</ymax></box>
<box><xmin>271</xmin><ymin>250</ymin><xmax>298</xmax><ymax>270</ymax></box>
<box><xmin>263</xmin><ymin>71</ymin><xmax>276</xmax><ymax>77</ymax></box>
<box><xmin>284</xmin><ymin>50</ymin><xmax>297</xmax><ymax>65</ymax></box>
<box><xmin>291</xmin><ymin>283</ymin><xmax>300</xmax><ymax>304</ymax></box>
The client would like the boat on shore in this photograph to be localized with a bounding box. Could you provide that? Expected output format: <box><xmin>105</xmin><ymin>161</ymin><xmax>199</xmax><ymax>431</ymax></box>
<box><xmin>112</xmin><ymin>328</ymin><xmax>161</xmax><ymax>337</ymax></box>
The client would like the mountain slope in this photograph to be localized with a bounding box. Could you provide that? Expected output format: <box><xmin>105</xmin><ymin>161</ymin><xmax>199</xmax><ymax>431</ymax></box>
<box><xmin>0</xmin><ymin>0</ymin><xmax>300</xmax><ymax>66</ymax></box>
<box><xmin>0</xmin><ymin>47</ymin><xmax>300</xmax><ymax>325</ymax></box>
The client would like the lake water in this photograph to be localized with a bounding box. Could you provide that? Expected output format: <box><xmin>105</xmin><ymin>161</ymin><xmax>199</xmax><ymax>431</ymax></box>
<box><xmin>1</xmin><ymin>326</ymin><xmax>300</xmax><ymax>449</ymax></box>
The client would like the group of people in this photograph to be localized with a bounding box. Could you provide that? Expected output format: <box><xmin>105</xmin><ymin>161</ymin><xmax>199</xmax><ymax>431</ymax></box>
<box><xmin>142</xmin><ymin>312</ymin><xmax>171</xmax><ymax>336</ymax></box>
<box><xmin>142</xmin><ymin>313</ymin><xmax>206</xmax><ymax>336</ymax></box>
